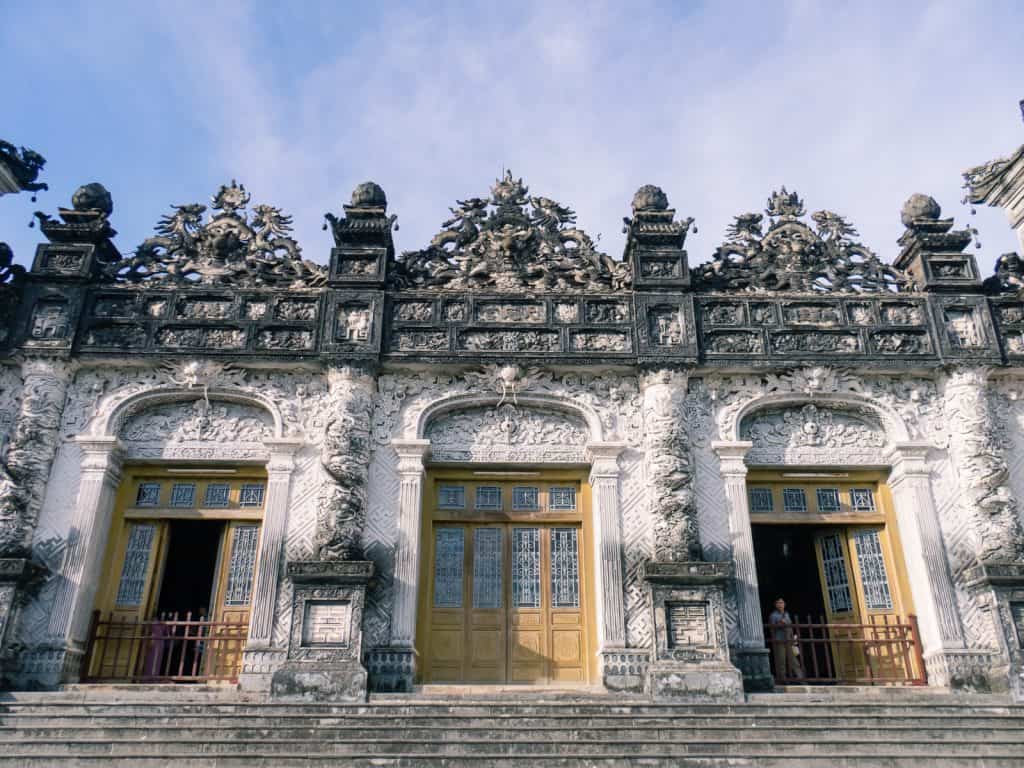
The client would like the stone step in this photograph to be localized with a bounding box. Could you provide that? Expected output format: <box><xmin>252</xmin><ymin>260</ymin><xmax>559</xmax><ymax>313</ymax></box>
<box><xmin>10</xmin><ymin>738</ymin><xmax>1024</xmax><ymax>758</ymax></box>
<box><xmin>4</xmin><ymin>757</ymin><xmax>1024</xmax><ymax>768</ymax></box>
<box><xmin>2</xmin><ymin>724</ymin><xmax>1022</xmax><ymax>741</ymax></box>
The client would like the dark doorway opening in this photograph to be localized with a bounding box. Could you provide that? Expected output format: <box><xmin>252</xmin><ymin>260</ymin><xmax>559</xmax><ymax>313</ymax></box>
<box><xmin>752</xmin><ymin>524</ymin><xmax>831</xmax><ymax>682</ymax></box>
<box><xmin>155</xmin><ymin>519</ymin><xmax>224</xmax><ymax>619</ymax></box>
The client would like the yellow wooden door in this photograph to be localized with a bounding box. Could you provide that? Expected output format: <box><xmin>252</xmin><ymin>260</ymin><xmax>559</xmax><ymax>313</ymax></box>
<box><xmin>426</xmin><ymin>525</ymin><xmax>469</xmax><ymax>682</ymax></box>
<box><xmin>846</xmin><ymin>525</ymin><xmax>913</xmax><ymax>682</ymax></box>
<box><xmin>547</xmin><ymin>526</ymin><xmax>586</xmax><ymax>683</ymax></box>
<box><xmin>206</xmin><ymin>521</ymin><xmax>261</xmax><ymax>678</ymax></box>
<box><xmin>814</xmin><ymin>529</ymin><xmax>866</xmax><ymax>681</ymax></box>
<box><xmin>508</xmin><ymin>526</ymin><xmax>546</xmax><ymax>682</ymax></box>
<box><xmin>468</xmin><ymin>526</ymin><xmax>506</xmax><ymax>682</ymax></box>
<box><xmin>91</xmin><ymin>519</ymin><xmax>167</xmax><ymax>679</ymax></box>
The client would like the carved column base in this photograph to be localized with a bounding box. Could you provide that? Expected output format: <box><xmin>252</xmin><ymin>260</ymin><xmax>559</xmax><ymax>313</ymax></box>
<box><xmin>0</xmin><ymin>558</ymin><xmax>47</xmax><ymax>686</ymax></box>
<box><xmin>11</xmin><ymin>645</ymin><xmax>82</xmax><ymax>689</ymax></box>
<box><xmin>964</xmin><ymin>563</ymin><xmax>1024</xmax><ymax>697</ymax></box>
<box><xmin>923</xmin><ymin>649</ymin><xmax>1007</xmax><ymax>691</ymax></box>
<box><xmin>642</xmin><ymin>561</ymin><xmax>744</xmax><ymax>701</ymax></box>
<box><xmin>730</xmin><ymin>645</ymin><xmax>773</xmax><ymax>691</ymax></box>
<box><xmin>600</xmin><ymin>649</ymin><xmax>650</xmax><ymax>693</ymax></box>
<box><xmin>367</xmin><ymin>647</ymin><xmax>417</xmax><ymax>692</ymax></box>
<box><xmin>270</xmin><ymin>560</ymin><xmax>374</xmax><ymax>701</ymax></box>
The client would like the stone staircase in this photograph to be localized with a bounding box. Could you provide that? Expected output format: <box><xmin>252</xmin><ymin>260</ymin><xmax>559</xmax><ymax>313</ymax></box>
<box><xmin>0</xmin><ymin>687</ymin><xmax>1021</xmax><ymax>766</ymax></box>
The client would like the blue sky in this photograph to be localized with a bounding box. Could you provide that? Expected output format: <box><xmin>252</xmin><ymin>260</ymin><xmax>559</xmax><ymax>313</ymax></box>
<box><xmin>2</xmin><ymin>1</ymin><xmax>1022</xmax><ymax>273</ymax></box>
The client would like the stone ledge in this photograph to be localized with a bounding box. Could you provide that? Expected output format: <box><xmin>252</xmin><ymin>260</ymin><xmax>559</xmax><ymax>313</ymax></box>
<box><xmin>286</xmin><ymin>560</ymin><xmax>374</xmax><ymax>584</ymax></box>
<box><xmin>641</xmin><ymin>560</ymin><xmax>733</xmax><ymax>585</ymax></box>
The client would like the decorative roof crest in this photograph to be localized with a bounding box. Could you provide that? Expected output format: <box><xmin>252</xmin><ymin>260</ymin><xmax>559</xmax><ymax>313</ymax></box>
<box><xmin>695</xmin><ymin>188</ymin><xmax>909</xmax><ymax>293</ymax></box>
<box><xmin>390</xmin><ymin>171</ymin><xmax>631</xmax><ymax>293</ymax></box>
<box><xmin>0</xmin><ymin>140</ymin><xmax>47</xmax><ymax>197</ymax></box>
<box><xmin>108</xmin><ymin>181</ymin><xmax>327</xmax><ymax>289</ymax></box>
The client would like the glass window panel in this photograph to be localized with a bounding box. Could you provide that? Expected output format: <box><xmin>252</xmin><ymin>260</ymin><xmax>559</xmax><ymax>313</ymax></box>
<box><xmin>550</xmin><ymin>527</ymin><xmax>580</xmax><ymax>608</ymax></box>
<box><xmin>853</xmin><ymin>529</ymin><xmax>894</xmax><ymax>610</ymax></box>
<box><xmin>204</xmin><ymin>483</ymin><xmax>231</xmax><ymax>508</ymax></box>
<box><xmin>816</xmin><ymin>488</ymin><xmax>841</xmax><ymax>513</ymax></box>
<box><xmin>512</xmin><ymin>486</ymin><xmax>540</xmax><ymax>511</ymax></box>
<box><xmin>239</xmin><ymin>483</ymin><xmax>265</xmax><ymax>507</ymax></box>
<box><xmin>782</xmin><ymin>488</ymin><xmax>807</xmax><ymax>513</ymax></box>
<box><xmin>475</xmin><ymin>486</ymin><xmax>502</xmax><ymax>510</ymax></box>
<box><xmin>472</xmin><ymin>528</ymin><xmax>503</xmax><ymax>609</ymax></box>
<box><xmin>749</xmin><ymin>488</ymin><xmax>773</xmax><ymax>513</ymax></box>
<box><xmin>512</xmin><ymin>528</ymin><xmax>541</xmax><ymax>608</ymax></box>
<box><xmin>851</xmin><ymin>488</ymin><xmax>876</xmax><ymax>512</ymax></box>
<box><xmin>224</xmin><ymin>525</ymin><xmax>260</xmax><ymax>606</ymax></box>
<box><xmin>135</xmin><ymin>482</ymin><xmax>161</xmax><ymax>507</ymax></box>
<box><xmin>438</xmin><ymin>485</ymin><xmax>465</xmax><ymax>509</ymax></box>
<box><xmin>170</xmin><ymin>483</ymin><xmax>196</xmax><ymax>508</ymax></box>
<box><xmin>549</xmin><ymin>487</ymin><xmax>577</xmax><ymax>510</ymax></box>
<box><xmin>433</xmin><ymin>528</ymin><xmax>464</xmax><ymax>608</ymax></box>
<box><xmin>115</xmin><ymin>523</ymin><xmax>156</xmax><ymax>606</ymax></box>
<box><xmin>819</xmin><ymin>533</ymin><xmax>853</xmax><ymax>613</ymax></box>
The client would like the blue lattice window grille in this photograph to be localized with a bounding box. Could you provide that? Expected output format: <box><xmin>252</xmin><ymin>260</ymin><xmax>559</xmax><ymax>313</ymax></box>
<box><xmin>170</xmin><ymin>483</ymin><xmax>196</xmax><ymax>508</ymax></box>
<box><xmin>782</xmin><ymin>488</ymin><xmax>807</xmax><ymax>513</ymax></box>
<box><xmin>224</xmin><ymin>525</ymin><xmax>260</xmax><ymax>606</ymax></box>
<box><xmin>472</xmin><ymin>528</ymin><xmax>503</xmax><ymax>609</ymax></box>
<box><xmin>239</xmin><ymin>483</ymin><xmax>265</xmax><ymax>507</ymax></box>
<box><xmin>512</xmin><ymin>528</ymin><xmax>541</xmax><ymax>608</ymax></box>
<box><xmin>433</xmin><ymin>528</ymin><xmax>464</xmax><ymax>608</ymax></box>
<box><xmin>550</xmin><ymin>527</ymin><xmax>580</xmax><ymax>608</ymax></box>
<box><xmin>115</xmin><ymin>523</ymin><xmax>156</xmax><ymax>606</ymax></box>
<box><xmin>852</xmin><ymin>529</ymin><xmax>893</xmax><ymax>610</ymax></box>
<box><xmin>851</xmin><ymin>488</ymin><xmax>876</xmax><ymax>512</ymax></box>
<box><xmin>512</xmin><ymin>486</ymin><xmax>540</xmax><ymax>510</ymax></box>
<box><xmin>438</xmin><ymin>485</ymin><xmax>465</xmax><ymax>509</ymax></box>
<box><xmin>204</xmin><ymin>483</ymin><xmax>230</xmax><ymax>508</ymax></box>
<box><xmin>135</xmin><ymin>482</ymin><xmax>161</xmax><ymax>507</ymax></box>
<box><xmin>748</xmin><ymin>488</ymin><xmax>773</xmax><ymax>513</ymax></box>
<box><xmin>816</xmin><ymin>488</ymin><xmax>841</xmax><ymax>513</ymax></box>
<box><xmin>475</xmin><ymin>486</ymin><xmax>502</xmax><ymax>511</ymax></box>
<box><xmin>549</xmin><ymin>487</ymin><xmax>576</xmax><ymax>511</ymax></box>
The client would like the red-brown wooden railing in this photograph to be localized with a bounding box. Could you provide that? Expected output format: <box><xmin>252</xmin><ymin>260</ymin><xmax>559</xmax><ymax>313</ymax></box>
<box><xmin>763</xmin><ymin>614</ymin><xmax>927</xmax><ymax>686</ymax></box>
<box><xmin>81</xmin><ymin>610</ymin><xmax>248</xmax><ymax>683</ymax></box>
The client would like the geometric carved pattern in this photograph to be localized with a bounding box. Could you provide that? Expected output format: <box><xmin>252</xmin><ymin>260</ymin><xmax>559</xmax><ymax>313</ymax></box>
<box><xmin>363</xmin><ymin>448</ymin><xmax>400</xmax><ymax>648</ymax></box>
<box><xmin>621</xmin><ymin>449</ymin><xmax>652</xmax><ymax>649</ymax></box>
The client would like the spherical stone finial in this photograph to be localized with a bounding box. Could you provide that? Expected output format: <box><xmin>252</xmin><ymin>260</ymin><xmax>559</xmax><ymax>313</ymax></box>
<box><xmin>901</xmin><ymin>193</ymin><xmax>941</xmax><ymax>228</ymax></box>
<box><xmin>71</xmin><ymin>182</ymin><xmax>113</xmax><ymax>215</ymax></box>
<box><xmin>632</xmin><ymin>184</ymin><xmax>669</xmax><ymax>212</ymax></box>
<box><xmin>351</xmin><ymin>181</ymin><xmax>387</xmax><ymax>208</ymax></box>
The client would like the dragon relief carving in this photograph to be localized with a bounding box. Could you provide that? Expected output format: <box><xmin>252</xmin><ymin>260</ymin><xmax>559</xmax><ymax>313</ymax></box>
<box><xmin>944</xmin><ymin>369</ymin><xmax>1024</xmax><ymax>564</ymax></box>
<box><xmin>642</xmin><ymin>371</ymin><xmax>701</xmax><ymax>561</ymax></box>
<box><xmin>696</xmin><ymin>188</ymin><xmax>910</xmax><ymax>293</ymax></box>
<box><xmin>390</xmin><ymin>171</ymin><xmax>631</xmax><ymax>292</ymax></box>
<box><xmin>0</xmin><ymin>140</ymin><xmax>47</xmax><ymax>195</ymax></box>
<box><xmin>107</xmin><ymin>181</ymin><xmax>327</xmax><ymax>289</ymax></box>
<box><xmin>315</xmin><ymin>368</ymin><xmax>374</xmax><ymax>561</ymax></box>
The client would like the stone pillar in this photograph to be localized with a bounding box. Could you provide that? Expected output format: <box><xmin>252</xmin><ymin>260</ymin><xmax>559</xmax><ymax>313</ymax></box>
<box><xmin>239</xmin><ymin>438</ymin><xmax>302</xmax><ymax>690</ymax></box>
<box><xmin>886</xmin><ymin>442</ymin><xmax>986</xmax><ymax>687</ymax></box>
<box><xmin>41</xmin><ymin>437</ymin><xmax>123</xmax><ymax>683</ymax></box>
<box><xmin>711</xmin><ymin>440</ymin><xmax>771</xmax><ymax>689</ymax></box>
<box><xmin>371</xmin><ymin>438</ymin><xmax>429</xmax><ymax>691</ymax></box>
<box><xmin>585</xmin><ymin>441</ymin><xmax>633</xmax><ymax>687</ymax></box>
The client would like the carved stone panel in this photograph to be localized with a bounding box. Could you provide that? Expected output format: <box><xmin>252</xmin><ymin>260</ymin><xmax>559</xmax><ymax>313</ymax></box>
<box><xmin>741</xmin><ymin>404</ymin><xmax>887</xmax><ymax>465</ymax></box>
<box><xmin>425</xmin><ymin>404</ymin><xmax>588</xmax><ymax>463</ymax></box>
<box><xmin>120</xmin><ymin>399</ymin><xmax>273</xmax><ymax>460</ymax></box>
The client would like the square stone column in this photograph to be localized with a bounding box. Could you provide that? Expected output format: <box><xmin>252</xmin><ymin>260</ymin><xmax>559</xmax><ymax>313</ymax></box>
<box><xmin>37</xmin><ymin>436</ymin><xmax>123</xmax><ymax>685</ymax></box>
<box><xmin>366</xmin><ymin>438</ymin><xmax>429</xmax><ymax>692</ymax></box>
<box><xmin>710</xmin><ymin>440</ymin><xmax>771</xmax><ymax>689</ymax></box>
<box><xmin>643</xmin><ymin>561</ymin><xmax>744</xmax><ymax>700</ymax></box>
<box><xmin>886</xmin><ymin>442</ymin><xmax>986</xmax><ymax>688</ymax></box>
<box><xmin>239</xmin><ymin>438</ymin><xmax>303</xmax><ymax>690</ymax></box>
<box><xmin>584</xmin><ymin>441</ymin><xmax>642</xmax><ymax>690</ymax></box>
<box><xmin>271</xmin><ymin>560</ymin><xmax>374</xmax><ymax>700</ymax></box>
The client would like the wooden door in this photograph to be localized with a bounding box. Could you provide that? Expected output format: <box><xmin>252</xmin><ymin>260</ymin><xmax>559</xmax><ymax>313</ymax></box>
<box><xmin>547</xmin><ymin>526</ymin><xmax>586</xmax><ymax>683</ymax></box>
<box><xmin>814</xmin><ymin>529</ymin><xmax>866</xmax><ymax>681</ymax></box>
<box><xmin>206</xmin><ymin>521</ymin><xmax>261</xmax><ymax>677</ymax></box>
<box><xmin>425</xmin><ymin>525</ymin><xmax>469</xmax><ymax>682</ymax></box>
<box><xmin>508</xmin><ymin>526</ymin><xmax>546</xmax><ymax>682</ymax></box>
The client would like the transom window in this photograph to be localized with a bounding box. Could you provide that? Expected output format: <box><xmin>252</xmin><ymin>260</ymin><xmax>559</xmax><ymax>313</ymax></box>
<box><xmin>170</xmin><ymin>483</ymin><xmax>196</xmax><ymax>508</ymax></box>
<box><xmin>816</xmin><ymin>488</ymin><xmax>841</xmax><ymax>513</ymax></box>
<box><xmin>782</xmin><ymin>488</ymin><xmax>807</xmax><ymax>513</ymax></box>
<box><xmin>512</xmin><ymin>486</ymin><xmax>540</xmax><ymax>510</ymax></box>
<box><xmin>851</xmin><ymin>488</ymin><xmax>876</xmax><ymax>512</ymax></box>
<box><xmin>438</xmin><ymin>485</ymin><xmax>466</xmax><ymax>509</ymax></box>
<box><xmin>749</xmin><ymin>488</ymin><xmax>773</xmax><ymax>513</ymax></box>
<box><xmin>204</xmin><ymin>483</ymin><xmax>230</xmax><ymax>508</ymax></box>
<box><xmin>131</xmin><ymin>478</ymin><xmax>267</xmax><ymax>510</ymax></box>
<box><xmin>239</xmin><ymin>483</ymin><xmax>265</xmax><ymax>507</ymax></box>
<box><xmin>746</xmin><ymin>480</ymin><xmax>885</xmax><ymax>517</ymax></box>
<box><xmin>549</xmin><ymin>487</ymin><xmax>577</xmax><ymax>510</ymax></box>
<box><xmin>135</xmin><ymin>483</ymin><xmax>161</xmax><ymax>507</ymax></box>
<box><xmin>475</xmin><ymin>486</ymin><xmax>503</xmax><ymax>510</ymax></box>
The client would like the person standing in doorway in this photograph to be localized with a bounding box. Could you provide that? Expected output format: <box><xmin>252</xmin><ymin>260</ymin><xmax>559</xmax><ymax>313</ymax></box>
<box><xmin>768</xmin><ymin>598</ymin><xmax>803</xmax><ymax>681</ymax></box>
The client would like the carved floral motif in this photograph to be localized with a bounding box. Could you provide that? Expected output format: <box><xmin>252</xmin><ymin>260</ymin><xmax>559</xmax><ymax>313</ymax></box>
<box><xmin>121</xmin><ymin>399</ymin><xmax>272</xmax><ymax>445</ymax></box>
<box><xmin>390</xmin><ymin>172</ymin><xmax>630</xmax><ymax>293</ymax></box>
<box><xmin>741</xmin><ymin>404</ymin><xmax>887</xmax><ymax>465</ymax></box>
<box><xmin>426</xmin><ymin>404</ymin><xmax>589</xmax><ymax>463</ymax></box>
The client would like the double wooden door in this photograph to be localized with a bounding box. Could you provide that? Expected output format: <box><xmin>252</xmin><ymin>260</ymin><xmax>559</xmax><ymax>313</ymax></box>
<box><xmin>424</xmin><ymin>522</ymin><xmax>588</xmax><ymax>684</ymax></box>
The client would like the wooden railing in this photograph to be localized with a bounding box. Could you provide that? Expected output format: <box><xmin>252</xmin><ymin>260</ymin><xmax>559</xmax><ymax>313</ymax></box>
<box><xmin>763</xmin><ymin>614</ymin><xmax>927</xmax><ymax>686</ymax></box>
<box><xmin>81</xmin><ymin>611</ymin><xmax>248</xmax><ymax>683</ymax></box>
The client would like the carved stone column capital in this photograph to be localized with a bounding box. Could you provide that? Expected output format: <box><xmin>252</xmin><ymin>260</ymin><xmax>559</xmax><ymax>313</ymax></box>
<box><xmin>711</xmin><ymin>440</ymin><xmax>752</xmax><ymax>476</ymax></box>
<box><xmin>586</xmin><ymin>441</ymin><xmax>626</xmax><ymax>480</ymax></box>
<box><xmin>72</xmin><ymin>436</ymin><xmax>124</xmax><ymax>482</ymax></box>
<box><xmin>886</xmin><ymin>441</ymin><xmax>932</xmax><ymax>482</ymax></box>
<box><xmin>392</xmin><ymin>439</ymin><xmax>430</xmax><ymax>475</ymax></box>
<box><xmin>639</xmin><ymin>368</ymin><xmax>688</xmax><ymax>391</ymax></box>
<box><xmin>263</xmin><ymin>438</ymin><xmax>304</xmax><ymax>474</ymax></box>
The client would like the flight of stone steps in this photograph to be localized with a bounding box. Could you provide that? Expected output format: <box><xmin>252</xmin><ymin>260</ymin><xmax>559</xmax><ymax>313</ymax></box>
<box><xmin>0</xmin><ymin>687</ymin><xmax>1022</xmax><ymax>766</ymax></box>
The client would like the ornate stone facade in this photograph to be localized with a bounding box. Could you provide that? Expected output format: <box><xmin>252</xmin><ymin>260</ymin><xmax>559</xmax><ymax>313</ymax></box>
<box><xmin>4</xmin><ymin>159</ymin><xmax>1024</xmax><ymax>699</ymax></box>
